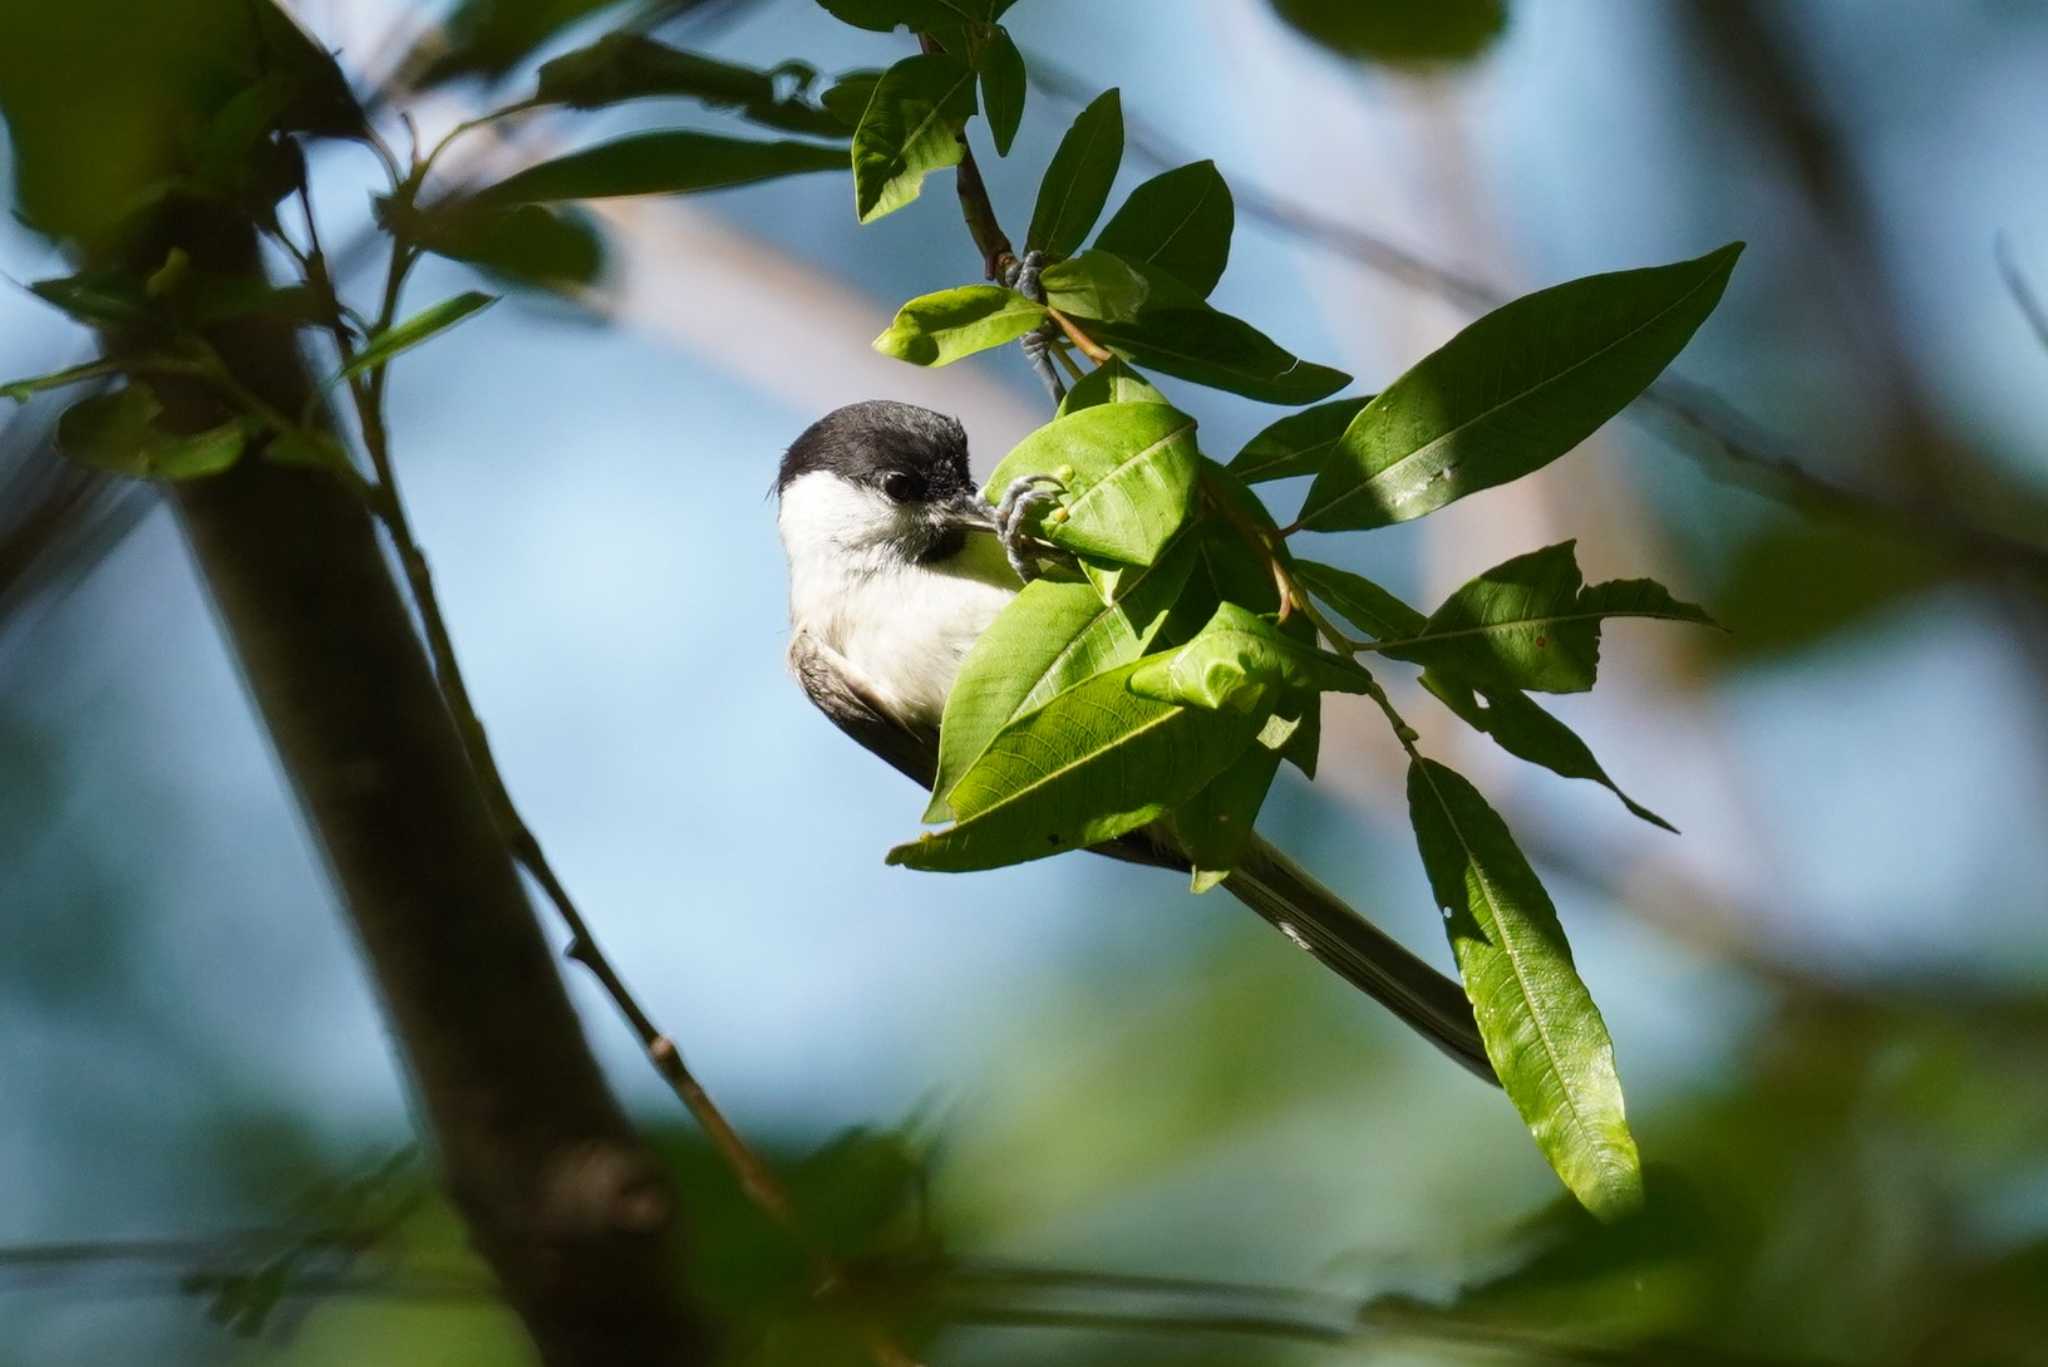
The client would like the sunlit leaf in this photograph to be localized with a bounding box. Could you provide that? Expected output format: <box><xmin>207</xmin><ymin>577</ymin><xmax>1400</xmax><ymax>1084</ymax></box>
<box><xmin>477</xmin><ymin>131</ymin><xmax>845</xmax><ymax>205</ymax></box>
<box><xmin>1131</xmin><ymin>601</ymin><xmax>1375</xmax><ymax>711</ymax></box>
<box><xmin>1096</xmin><ymin>160</ymin><xmax>1234</xmax><ymax>297</ymax></box>
<box><xmin>926</xmin><ymin>534</ymin><xmax>1196</xmax><ymax>820</ymax></box>
<box><xmin>873</xmin><ymin>285</ymin><xmax>1045</xmax><ymax>366</ymax></box>
<box><xmin>1229</xmin><ymin>396</ymin><xmax>1372</xmax><ymax>483</ymax></box>
<box><xmin>1380</xmin><ymin>541</ymin><xmax>1718</xmax><ymax>694</ymax></box>
<box><xmin>890</xmin><ymin>656</ymin><xmax>1267</xmax><ymax>872</ymax></box>
<box><xmin>1271</xmin><ymin>0</ymin><xmax>1508</xmax><ymax>65</ymax></box>
<box><xmin>1056</xmin><ymin>358</ymin><xmax>1165</xmax><ymax>414</ymax></box>
<box><xmin>340</xmin><ymin>292</ymin><xmax>497</xmax><ymax>380</ymax></box>
<box><xmin>979</xmin><ymin>25</ymin><xmax>1026</xmax><ymax>156</ymax></box>
<box><xmin>1407</xmin><ymin>757</ymin><xmax>1642</xmax><ymax>1219</ymax></box>
<box><xmin>1026</xmin><ymin>88</ymin><xmax>1122</xmax><ymax>257</ymax></box>
<box><xmin>852</xmin><ymin>53</ymin><xmax>978</xmax><ymax>223</ymax></box>
<box><xmin>1422</xmin><ymin>673</ymin><xmax>1673</xmax><ymax>832</ymax></box>
<box><xmin>983</xmin><ymin>402</ymin><xmax>1199</xmax><ymax>566</ymax></box>
<box><xmin>1298</xmin><ymin>243</ymin><xmax>1743</xmax><ymax>531</ymax></box>
<box><xmin>1040</xmin><ymin>248</ymin><xmax>1202</xmax><ymax>323</ymax></box>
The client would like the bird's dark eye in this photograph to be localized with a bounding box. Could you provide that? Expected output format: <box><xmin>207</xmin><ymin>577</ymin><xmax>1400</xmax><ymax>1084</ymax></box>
<box><xmin>881</xmin><ymin>471</ymin><xmax>923</xmax><ymax>502</ymax></box>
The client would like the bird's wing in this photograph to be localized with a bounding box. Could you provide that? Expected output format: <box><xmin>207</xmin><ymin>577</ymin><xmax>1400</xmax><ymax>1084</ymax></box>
<box><xmin>790</xmin><ymin>628</ymin><xmax>1493</xmax><ymax>1080</ymax></box>
<box><xmin>789</xmin><ymin>628</ymin><xmax>940</xmax><ymax>788</ymax></box>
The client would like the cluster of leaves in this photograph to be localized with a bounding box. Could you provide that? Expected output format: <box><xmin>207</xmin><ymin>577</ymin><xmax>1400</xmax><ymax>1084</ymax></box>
<box><xmin>823</xmin><ymin>0</ymin><xmax>1740</xmax><ymax>1220</ymax></box>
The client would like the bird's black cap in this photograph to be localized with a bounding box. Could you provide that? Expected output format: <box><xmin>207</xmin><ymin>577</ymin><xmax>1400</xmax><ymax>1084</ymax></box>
<box><xmin>777</xmin><ymin>400</ymin><xmax>972</xmax><ymax>504</ymax></box>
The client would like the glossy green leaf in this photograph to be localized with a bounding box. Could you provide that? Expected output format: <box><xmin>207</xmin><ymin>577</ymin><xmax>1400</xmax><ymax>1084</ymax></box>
<box><xmin>926</xmin><ymin>534</ymin><xmax>1196</xmax><ymax>820</ymax></box>
<box><xmin>979</xmin><ymin>25</ymin><xmax>1026</xmax><ymax>156</ymax></box>
<box><xmin>1379</xmin><ymin>541</ymin><xmax>1718</xmax><ymax>694</ymax></box>
<box><xmin>1173</xmin><ymin>740</ymin><xmax>1282</xmax><ymax>892</ymax></box>
<box><xmin>1026</xmin><ymin>88</ymin><xmax>1122</xmax><ymax>257</ymax></box>
<box><xmin>1422</xmin><ymin>673</ymin><xmax>1673</xmax><ymax>832</ymax></box>
<box><xmin>1040</xmin><ymin>248</ymin><xmax>1202</xmax><ymax>323</ymax></box>
<box><xmin>1407</xmin><ymin>758</ymin><xmax>1642</xmax><ymax>1220</ymax></box>
<box><xmin>1292</xmin><ymin>557</ymin><xmax>1426</xmax><ymax>638</ymax></box>
<box><xmin>983</xmin><ymin>402</ymin><xmax>1199</xmax><ymax>566</ymax></box>
<box><xmin>1095</xmin><ymin>160</ymin><xmax>1234</xmax><ymax>297</ymax></box>
<box><xmin>851</xmin><ymin>54</ymin><xmax>978</xmax><ymax>223</ymax></box>
<box><xmin>1271</xmin><ymin>0</ymin><xmax>1507</xmax><ymax>65</ymax></box>
<box><xmin>1230</xmin><ymin>396</ymin><xmax>1372</xmax><ymax>483</ymax></box>
<box><xmin>532</xmin><ymin>34</ymin><xmax>846</xmax><ymax>136</ymax></box>
<box><xmin>477</xmin><ymin>131</ymin><xmax>845</xmax><ymax>205</ymax></box>
<box><xmin>873</xmin><ymin>285</ymin><xmax>1044</xmax><ymax>366</ymax></box>
<box><xmin>2</xmin><ymin>359</ymin><xmax>121</xmax><ymax>404</ymax></box>
<box><xmin>890</xmin><ymin>656</ymin><xmax>1267</xmax><ymax>872</ymax></box>
<box><xmin>1298</xmin><ymin>244</ymin><xmax>1743</xmax><ymax>531</ymax></box>
<box><xmin>1056</xmin><ymin>358</ymin><xmax>1165</xmax><ymax>415</ymax></box>
<box><xmin>340</xmin><ymin>292</ymin><xmax>496</xmax><ymax>381</ymax></box>
<box><xmin>1089</xmin><ymin>309</ymin><xmax>1350</xmax><ymax>405</ymax></box>
<box><xmin>1131</xmin><ymin>601</ymin><xmax>1375</xmax><ymax>711</ymax></box>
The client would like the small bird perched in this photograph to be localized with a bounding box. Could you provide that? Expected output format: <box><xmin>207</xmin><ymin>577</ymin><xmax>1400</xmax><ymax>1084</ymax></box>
<box><xmin>777</xmin><ymin>399</ymin><xmax>1495</xmax><ymax>1082</ymax></box>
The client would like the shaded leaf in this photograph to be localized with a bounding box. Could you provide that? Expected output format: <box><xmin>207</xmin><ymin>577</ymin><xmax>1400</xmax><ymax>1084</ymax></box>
<box><xmin>57</xmin><ymin>386</ymin><xmax>164</xmax><ymax>475</ymax></box>
<box><xmin>1132</xmin><ymin>601</ymin><xmax>1375</xmax><ymax>711</ymax></box>
<box><xmin>412</xmin><ymin>0</ymin><xmax>629</xmax><ymax>87</ymax></box>
<box><xmin>1096</xmin><ymin>160</ymin><xmax>1234</xmax><ymax>297</ymax></box>
<box><xmin>1026</xmin><ymin>88</ymin><xmax>1122</xmax><ymax>257</ymax></box>
<box><xmin>820</xmin><ymin>70</ymin><xmax>883</xmax><ymax>128</ymax></box>
<box><xmin>1089</xmin><ymin>309</ymin><xmax>1350</xmax><ymax>405</ymax></box>
<box><xmin>873</xmin><ymin>285</ymin><xmax>1044</xmax><ymax>366</ymax></box>
<box><xmin>1173</xmin><ymin>741</ymin><xmax>1282</xmax><ymax>892</ymax></box>
<box><xmin>1380</xmin><ymin>541</ymin><xmax>1718</xmax><ymax>694</ymax></box>
<box><xmin>533</xmin><ymin>34</ymin><xmax>846</xmax><ymax>136</ymax></box>
<box><xmin>979</xmin><ymin>25</ymin><xmax>1026</xmax><ymax>156</ymax></box>
<box><xmin>852</xmin><ymin>53</ymin><xmax>978</xmax><ymax>223</ymax></box>
<box><xmin>31</xmin><ymin>270</ymin><xmax>149</xmax><ymax>324</ymax></box>
<box><xmin>890</xmin><ymin>656</ymin><xmax>1267</xmax><ymax>872</ymax></box>
<box><xmin>1406</xmin><ymin>757</ymin><xmax>1642</xmax><ymax>1219</ymax></box>
<box><xmin>1423</xmin><ymin>673</ymin><xmax>1673</xmax><ymax>832</ymax></box>
<box><xmin>1056</xmin><ymin>358</ymin><xmax>1165</xmax><ymax>415</ymax></box>
<box><xmin>1291</xmin><ymin>557</ymin><xmax>1426</xmax><ymax>639</ymax></box>
<box><xmin>3</xmin><ymin>359</ymin><xmax>121</xmax><ymax>404</ymax></box>
<box><xmin>405</xmin><ymin>200</ymin><xmax>606</xmax><ymax>290</ymax></box>
<box><xmin>1299</xmin><ymin>243</ymin><xmax>1743</xmax><ymax>531</ymax></box>
<box><xmin>983</xmin><ymin>402</ymin><xmax>1199</xmax><ymax>566</ymax></box>
<box><xmin>1272</xmin><ymin>0</ymin><xmax>1508</xmax><ymax>65</ymax></box>
<box><xmin>477</xmin><ymin>131</ymin><xmax>845</xmax><ymax>205</ymax></box>
<box><xmin>341</xmin><ymin>292</ymin><xmax>497</xmax><ymax>380</ymax></box>
<box><xmin>927</xmin><ymin>534</ymin><xmax>1196</xmax><ymax>820</ymax></box>
<box><xmin>1229</xmin><ymin>396</ymin><xmax>1372</xmax><ymax>483</ymax></box>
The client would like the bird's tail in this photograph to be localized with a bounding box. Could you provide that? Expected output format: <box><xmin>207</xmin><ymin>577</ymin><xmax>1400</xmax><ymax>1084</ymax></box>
<box><xmin>1226</xmin><ymin>834</ymin><xmax>1498</xmax><ymax>1085</ymax></box>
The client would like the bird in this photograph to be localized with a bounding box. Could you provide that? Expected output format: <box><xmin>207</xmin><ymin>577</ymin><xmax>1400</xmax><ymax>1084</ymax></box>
<box><xmin>775</xmin><ymin>398</ymin><xmax>1496</xmax><ymax>1084</ymax></box>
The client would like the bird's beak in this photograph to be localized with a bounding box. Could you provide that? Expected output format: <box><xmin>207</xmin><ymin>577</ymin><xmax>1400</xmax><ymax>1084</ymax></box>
<box><xmin>932</xmin><ymin>487</ymin><xmax>998</xmax><ymax>533</ymax></box>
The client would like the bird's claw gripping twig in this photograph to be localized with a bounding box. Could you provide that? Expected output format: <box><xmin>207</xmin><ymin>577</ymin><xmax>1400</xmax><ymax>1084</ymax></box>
<box><xmin>995</xmin><ymin>473</ymin><xmax>1069</xmax><ymax>583</ymax></box>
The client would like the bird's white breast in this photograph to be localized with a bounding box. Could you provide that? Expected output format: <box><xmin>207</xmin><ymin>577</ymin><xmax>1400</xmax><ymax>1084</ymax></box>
<box><xmin>778</xmin><ymin>471</ymin><xmax>1017</xmax><ymax>728</ymax></box>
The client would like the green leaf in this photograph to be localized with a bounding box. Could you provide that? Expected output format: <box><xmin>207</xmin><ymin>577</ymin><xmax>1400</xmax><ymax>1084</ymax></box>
<box><xmin>1026</xmin><ymin>88</ymin><xmax>1122</xmax><ymax>257</ymax></box>
<box><xmin>890</xmin><ymin>656</ymin><xmax>1267</xmax><ymax>872</ymax></box>
<box><xmin>1292</xmin><ymin>557</ymin><xmax>1426</xmax><ymax>638</ymax></box>
<box><xmin>1040</xmin><ymin>248</ymin><xmax>1202</xmax><ymax>323</ymax></box>
<box><xmin>265</xmin><ymin>427</ymin><xmax>350</xmax><ymax>472</ymax></box>
<box><xmin>1095</xmin><ymin>160</ymin><xmax>1234</xmax><ymax>297</ymax></box>
<box><xmin>476</xmin><ymin>131</ymin><xmax>845</xmax><ymax>206</ymax></box>
<box><xmin>532</xmin><ymin>34</ymin><xmax>846</xmax><ymax>137</ymax></box>
<box><xmin>1406</xmin><ymin>758</ymin><xmax>1642</xmax><ymax>1220</ymax></box>
<box><xmin>1298</xmin><ymin>243</ymin><xmax>1744</xmax><ymax>531</ymax></box>
<box><xmin>851</xmin><ymin>54</ymin><xmax>978</xmax><ymax>223</ymax></box>
<box><xmin>31</xmin><ymin>271</ymin><xmax>149</xmax><ymax>324</ymax></box>
<box><xmin>1271</xmin><ymin>0</ymin><xmax>1508</xmax><ymax>65</ymax></box>
<box><xmin>1378</xmin><ymin>541</ymin><xmax>1718</xmax><ymax>694</ymax></box>
<box><xmin>56</xmin><ymin>385</ymin><xmax>249</xmax><ymax>480</ymax></box>
<box><xmin>1088</xmin><ymin>310</ymin><xmax>1350</xmax><ymax>405</ymax></box>
<box><xmin>1421</xmin><ymin>673</ymin><xmax>1673</xmax><ymax>832</ymax></box>
<box><xmin>1230</xmin><ymin>396</ymin><xmax>1373</xmax><ymax>483</ymax></box>
<box><xmin>873</xmin><ymin>285</ymin><xmax>1045</xmax><ymax>366</ymax></box>
<box><xmin>341</xmin><ymin>292</ymin><xmax>497</xmax><ymax>381</ymax></box>
<box><xmin>2</xmin><ymin>359</ymin><xmax>121</xmax><ymax>404</ymax></box>
<box><xmin>979</xmin><ymin>25</ymin><xmax>1027</xmax><ymax>156</ymax></box>
<box><xmin>926</xmin><ymin>534</ymin><xmax>1196</xmax><ymax>820</ymax></box>
<box><xmin>411</xmin><ymin>0</ymin><xmax>631</xmax><ymax>87</ymax></box>
<box><xmin>1172</xmin><ymin>741</ymin><xmax>1282</xmax><ymax>892</ymax></box>
<box><xmin>983</xmin><ymin>402</ymin><xmax>1199</xmax><ymax>566</ymax></box>
<box><xmin>1056</xmin><ymin>358</ymin><xmax>1165</xmax><ymax>415</ymax></box>
<box><xmin>404</xmin><ymin>200</ymin><xmax>606</xmax><ymax>290</ymax></box>
<box><xmin>820</xmin><ymin>70</ymin><xmax>883</xmax><ymax>128</ymax></box>
<box><xmin>815</xmin><ymin>0</ymin><xmax>974</xmax><ymax>29</ymax></box>
<box><xmin>1130</xmin><ymin>601</ymin><xmax>1376</xmax><ymax>711</ymax></box>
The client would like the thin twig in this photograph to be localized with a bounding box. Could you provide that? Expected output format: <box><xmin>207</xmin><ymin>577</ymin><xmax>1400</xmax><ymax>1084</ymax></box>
<box><xmin>1997</xmin><ymin>233</ymin><xmax>2048</xmax><ymax>358</ymax></box>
